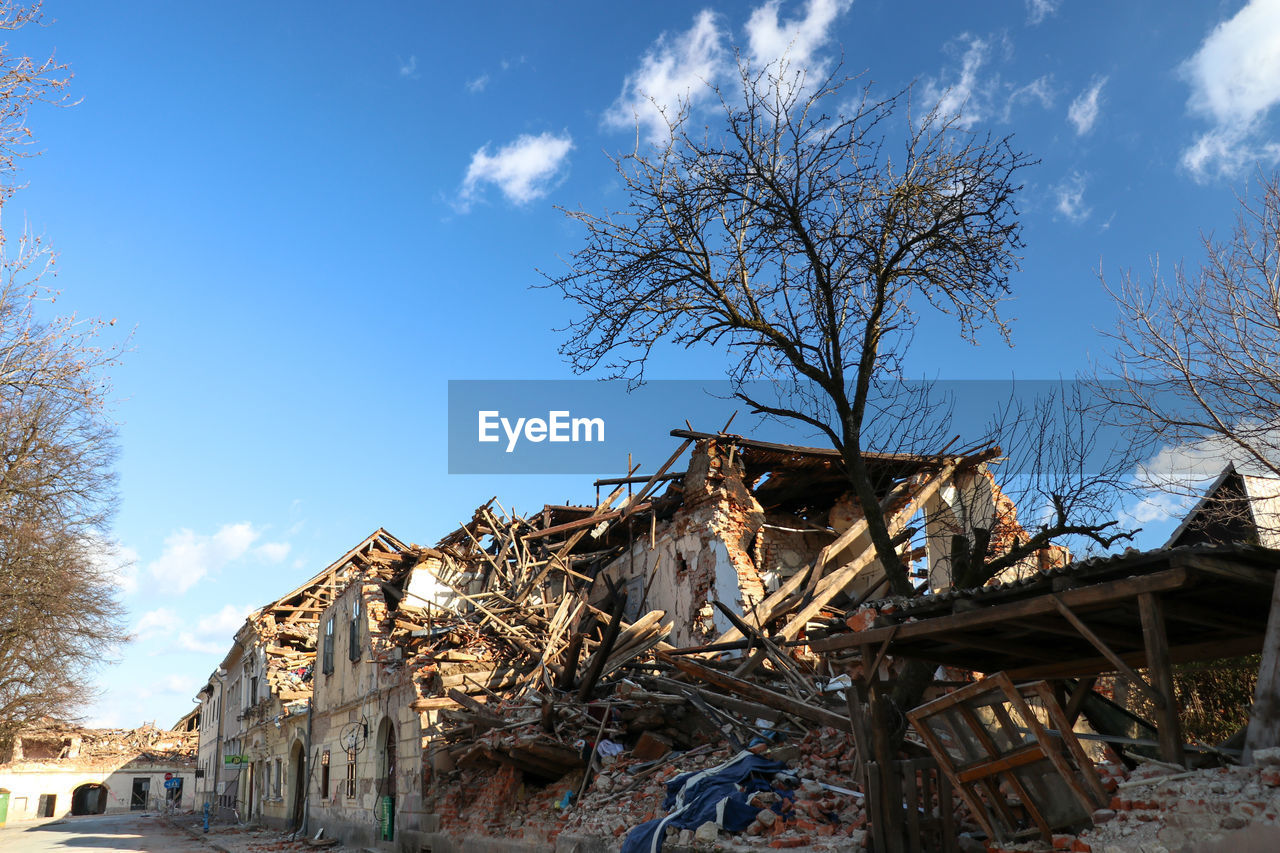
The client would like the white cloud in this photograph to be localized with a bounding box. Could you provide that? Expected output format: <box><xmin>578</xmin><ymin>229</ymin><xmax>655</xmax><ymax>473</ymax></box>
<box><xmin>1120</xmin><ymin>489</ymin><xmax>1194</xmax><ymax>527</ymax></box>
<box><xmin>921</xmin><ymin>35</ymin><xmax>996</xmax><ymax>128</ymax></box>
<box><xmin>603</xmin><ymin>1</ymin><xmax>852</xmax><ymax>145</ymax></box>
<box><xmin>176</xmin><ymin>603</ymin><xmax>253</xmax><ymax>655</ymax></box>
<box><xmin>604</xmin><ymin>10</ymin><xmax>728</xmax><ymax>144</ymax></box>
<box><xmin>1137</xmin><ymin>434</ymin><xmax>1253</xmax><ymax>488</ymax></box>
<box><xmin>255</xmin><ymin>541</ymin><xmax>291</xmax><ymax>563</ymax></box>
<box><xmin>924</xmin><ymin>34</ymin><xmax>1057</xmax><ymax>126</ymax></box>
<box><xmin>1119</xmin><ymin>434</ymin><xmax>1247</xmax><ymax>529</ymax></box>
<box><xmin>134</xmin><ymin>607</ymin><xmax>181</xmax><ymax>639</ymax></box>
<box><xmin>1067</xmin><ymin>75</ymin><xmax>1107</xmax><ymax>135</ymax></box>
<box><xmin>1180</xmin><ymin>0</ymin><xmax>1280</xmax><ymax>180</ymax></box>
<box><xmin>398</xmin><ymin>55</ymin><xmax>418</xmax><ymax>78</ymax></box>
<box><xmin>1026</xmin><ymin>0</ymin><xmax>1060</xmax><ymax>25</ymax></box>
<box><xmin>1054</xmin><ymin>170</ymin><xmax>1091</xmax><ymax>222</ymax></box>
<box><xmin>1003</xmin><ymin>75</ymin><xmax>1055</xmax><ymax>120</ymax></box>
<box><xmin>466</xmin><ymin>73</ymin><xmax>489</xmax><ymax>94</ymax></box>
<box><xmin>147</xmin><ymin>522</ymin><xmax>262</xmax><ymax>594</ymax></box>
<box><xmin>460</xmin><ymin>131</ymin><xmax>574</xmax><ymax>208</ymax></box>
<box><xmin>745</xmin><ymin>0</ymin><xmax>851</xmax><ymax>73</ymax></box>
<box><xmin>137</xmin><ymin>673</ymin><xmax>205</xmax><ymax>701</ymax></box>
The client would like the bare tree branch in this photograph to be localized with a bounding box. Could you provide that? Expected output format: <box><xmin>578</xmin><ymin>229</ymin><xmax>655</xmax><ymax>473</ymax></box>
<box><xmin>540</xmin><ymin>60</ymin><xmax>1036</xmax><ymax>596</ymax></box>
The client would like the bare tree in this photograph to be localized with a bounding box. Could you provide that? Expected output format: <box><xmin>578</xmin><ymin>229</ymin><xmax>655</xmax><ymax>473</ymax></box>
<box><xmin>544</xmin><ymin>62</ymin><xmax>1128</xmax><ymax>598</ymax></box>
<box><xmin>1097</xmin><ymin>170</ymin><xmax>1280</xmax><ymax>539</ymax></box>
<box><xmin>0</xmin><ymin>3</ymin><xmax>127</xmax><ymax>745</ymax></box>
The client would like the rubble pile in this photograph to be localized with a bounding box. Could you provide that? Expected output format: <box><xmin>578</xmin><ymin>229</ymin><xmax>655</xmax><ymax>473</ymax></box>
<box><xmin>372</xmin><ymin>493</ymin><xmax>905</xmax><ymax>848</ymax></box>
<box><xmin>3</xmin><ymin>718</ymin><xmax>197</xmax><ymax>764</ymax></box>
<box><xmin>430</xmin><ymin>726</ymin><xmax>891</xmax><ymax>851</ymax></box>
<box><xmin>374</xmin><ymin>438</ymin><xmax>1015</xmax><ymax>849</ymax></box>
<box><xmin>969</xmin><ymin>754</ymin><xmax>1280</xmax><ymax>853</ymax></box>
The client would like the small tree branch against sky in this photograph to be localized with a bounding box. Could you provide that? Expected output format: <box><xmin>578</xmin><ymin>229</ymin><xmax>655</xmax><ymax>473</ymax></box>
<box><xmin>1098</xmin><ymin>171</ymin><xmax>1280</xmax><ymax>498</ymax></box>
<box><xmin>543</xmin><ymin>60</ymin><xmax>1045</xmax><ymax>597</ymax></box>
<box><xmin>0</xmin><ymin>2</ymin><xmax>128</xmax><ymax>744</ymax></box>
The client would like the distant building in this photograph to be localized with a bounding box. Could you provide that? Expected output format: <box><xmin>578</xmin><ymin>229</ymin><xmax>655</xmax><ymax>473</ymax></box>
<box><xmin>0</xmin><ymin>720</ymin><xmax>196</xmax><ymax>820</ymax></box>
<box><xmin>1165</xmin><ymin>463</ymin><xmax>1280</xmax><ymax>548</ymax></box>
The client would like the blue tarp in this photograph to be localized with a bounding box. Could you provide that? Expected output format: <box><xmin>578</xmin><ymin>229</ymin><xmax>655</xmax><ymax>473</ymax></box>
<box><xmin>621</xmin><ymin>751</ymin><xmax>789</xmax><ymax>853</ymax></box>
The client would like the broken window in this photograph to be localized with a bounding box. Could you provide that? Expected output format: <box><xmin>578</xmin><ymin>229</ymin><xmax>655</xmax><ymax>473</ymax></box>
<box><xmin>323</xmin><ymin>617</ymin><xmax>335</xmax><ymax>675</ymax></box>
<box><xmin>320</xmin><ymin>750</ymin><xmax>330</xmax><ymax>798</ymax></box>
<box><xmin>349</xmin><ymin>598</ymin><xmax>361</xmax><ymax>662</ymax></box>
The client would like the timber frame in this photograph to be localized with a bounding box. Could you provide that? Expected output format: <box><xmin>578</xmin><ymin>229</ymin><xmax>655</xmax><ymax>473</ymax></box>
<box><xmin>814</xmin><ymin>543</ymin><xmax>1280</xmax><ymax>764</ymax></box>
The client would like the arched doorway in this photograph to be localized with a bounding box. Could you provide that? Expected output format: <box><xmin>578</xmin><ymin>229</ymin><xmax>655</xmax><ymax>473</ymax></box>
<box><xmin>71</xmin><ymin>783</ymin><xmax>108</xmax><ymax>815</ymax></box>
<box><xmin>376</xmin><ymin>719</ymin><xmax>396</xmax><ymax>841</ymax></box>
<box><xmin>289</xmin><ymin>739</ymin><xmax>306</xmax><ymax>830</ymax></box>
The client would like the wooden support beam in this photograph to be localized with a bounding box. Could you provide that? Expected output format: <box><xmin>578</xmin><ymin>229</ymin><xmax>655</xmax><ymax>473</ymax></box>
<box><xmin>812</xmin><ymin>566</ymin><xmax>1192</xmax><ymax>653</ymax></box>
<box><xmin>1051</xmin><ymin>595</ymin><xmax>1164</xmax><ymax>708</ymax></box>
<box><xmin>577</xmin><ymin>591</ymin><xmax>626</xmax><ymax>701</ymax></box>
<box><xmin>1160</xmin><ymin>599</ymin><xmax>1255</xmax><ymax>636</ymax></box>
<box><xmin>1010</xmin><ymin>617</ymin><xmax>1139</xmax><ymax>650</ymax></box>
<box><xmin>1004</xmin><ymin>634</ymin><xmax>1263</xmax><ymax>681</ymax></box>
<box><xmin>1245</xmin><ymin>571</ymin><xmax>1280</xmax><ymax>763</ymax></box>
<box><xmin>1178</xmin><ymin>554</ymin><xmax>1279</xmax><ymax>588</ymax></box>
<box><xmin>1063</xmin><ymin>677</ymin><xmax>1097</xmax><ymax>726</ymax></box>
<box><xmin>712</xmin><ymin>454</ymin><xmax>985</xmax><ymax>650</ymax></box>
<box><xmin>943</xmin><ymin>630</ymin><xmax>1067</xmax><ymax>663</ymax></box>
<box><xmin>1138</xmin><ymin>592</ymin><xmax>1185</xmax><ymax>766</ymax></box>
<box><xmin>657</xmin><ymin>652</ymin><xmax>850</xmax><ymax>730</ymax></box>
<box><xmin>620</xmin><ymin>439</ymin><xmax>692</xmax><ymax>519</ymax></box>
<box><xmin>735</xmin><ymin>462</ymin><xmax>969</xmax><ymax>678</ymax></box>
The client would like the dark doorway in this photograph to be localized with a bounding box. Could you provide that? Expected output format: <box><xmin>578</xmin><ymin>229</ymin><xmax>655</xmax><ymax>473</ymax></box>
<box><xmin>71</xmin><ymin>783</ymin><xmax>108</xmax><ymax>815</ymax></box>
<box><xmin>37</xmin><ymin>794</ymin><xmax>56</xmax><ymax>817</ymax></box>
<box><xmin>384</xmin><ymin>723</ymin><xmax>395</xmax><ymax>798</ymax></box>
<box><xmin>130</xmin><ymin>777</ymin><xmax>149</xmax><ymax>810</ymax></box>
<box><xmin>290</xmin><ymin>741</ymin><xmax>306</xmax><ymax>830</ymax></box>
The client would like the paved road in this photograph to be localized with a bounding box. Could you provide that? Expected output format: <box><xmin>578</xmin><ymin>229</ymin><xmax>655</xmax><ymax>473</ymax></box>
<box><xmin>0</xmin><ymin>812</ymin><xmax>211</xmax><ymax>852</ymax></box>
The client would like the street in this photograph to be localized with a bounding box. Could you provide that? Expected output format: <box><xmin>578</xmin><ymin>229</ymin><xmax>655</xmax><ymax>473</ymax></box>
<box><xmin>0</xmin><ymin>813</ymin><xmax>211</xmax><ymax>852</ymax></box>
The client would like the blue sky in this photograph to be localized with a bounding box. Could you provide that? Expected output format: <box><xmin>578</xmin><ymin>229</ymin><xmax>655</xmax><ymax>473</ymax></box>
<box><xmin>8</xmin><ymin>0</ymin><xmax>1279</xmax><ymax>728</ymax></box>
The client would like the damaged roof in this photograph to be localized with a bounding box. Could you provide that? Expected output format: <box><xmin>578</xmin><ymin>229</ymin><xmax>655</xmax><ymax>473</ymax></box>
<box><xmin>814</xmin><ymin>542</ymin><xmax>1280</xmax><ymax>679</ymax></box>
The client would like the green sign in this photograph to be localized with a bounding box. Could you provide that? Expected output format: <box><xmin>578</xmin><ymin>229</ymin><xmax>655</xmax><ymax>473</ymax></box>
<box><xmin>223</xmin><ymin>755</ymin><xmax>250</xmax><ymax>767</ymax></box>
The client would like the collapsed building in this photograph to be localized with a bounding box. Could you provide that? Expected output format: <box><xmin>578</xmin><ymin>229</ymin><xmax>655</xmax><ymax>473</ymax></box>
<box><xmin>0</xmin><ymin>719</ymin><xmax>196</xmax><ymax>820</ymax></box>
<box><xmin>186</xmin><ymin>432</ymin><xmax>1280</xmax><ymax>853</ymax></box>
<box><xmin>188</xmin><ymin>430</ymin><xmax>1066</xmax><ymax>846</ymax></box>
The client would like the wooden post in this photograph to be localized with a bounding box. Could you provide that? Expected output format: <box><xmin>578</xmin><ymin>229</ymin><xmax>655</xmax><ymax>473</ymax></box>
<box><xmin>868</xmin><ymin>674</ymin><xmax>905</xmax><ymax>853</ymax></box>
<box><xmin>577</xmin><ymin>593</ymin><xmax>626</xmax><ymax>701</ymax></box>
<box><xmin>1138</xmin><ymin>592</ymin><xmax>1185</xmax><ymax>766</ymax></box>
<box><xmin>1245</xmin><ymin>571</ymin><xmax>1280</xmax><ymax>763</ymax></box>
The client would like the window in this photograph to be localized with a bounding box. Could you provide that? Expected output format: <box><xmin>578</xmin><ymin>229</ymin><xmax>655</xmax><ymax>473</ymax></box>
<box><xmin>322</xmin><ymin>617</ymin><xmax>335</xmax><ymax>674</ymax></box>
<box><xmin>274</xmin><ymin>758</ymin><xmax>282</xmax><ymax>798</ymax></box>
<box><xmin>249</xmin><ymin>676</ymin><xmax>259</xmax><ymax>706</ymax></box>
<box><xmin>320</xmin><ymin>750</ymin><xmax>330</xmax><ymax>798</ymax></box>
<box><xmin>349</xmin><ymin>598</ymin><xmax>362</xmax><ymax>662</ymax></box>
<box><xmin>345</xmin><ymin>746</ymin><xmax>357</xmax><ymax>798</ymax></box>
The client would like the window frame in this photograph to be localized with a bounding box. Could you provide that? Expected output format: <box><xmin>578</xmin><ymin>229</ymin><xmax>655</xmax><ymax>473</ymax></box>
<box><xmin>322</xmin><ymin>617</ymin><xmax>335</xmax><ymax>675</ymax></box>
<box><xmin>348</xmin><ymin>597</ymin><xmax>362</xmax><ymax>662</ymax></box>
<box><xmin>345</xmin><ymin>745</ymin><xmax>357</xmax><ymax>798</ymax></box>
